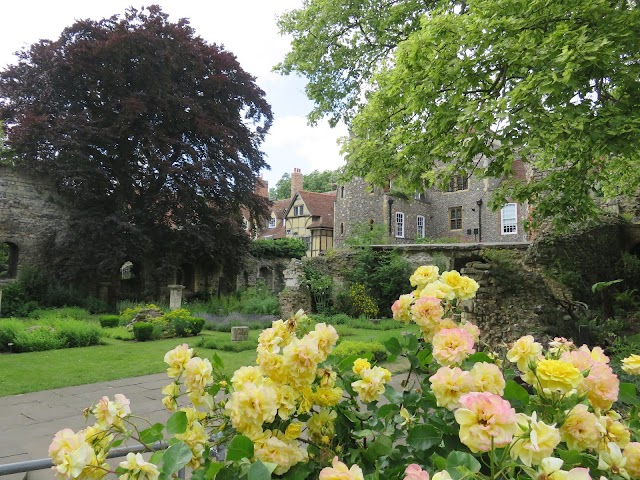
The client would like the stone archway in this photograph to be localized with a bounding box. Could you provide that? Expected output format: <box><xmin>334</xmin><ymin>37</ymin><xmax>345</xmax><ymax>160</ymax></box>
<box><xmin>0</xmin><ymin>242</ymin><xmax>19</xmax><ymax>279</ymax></box>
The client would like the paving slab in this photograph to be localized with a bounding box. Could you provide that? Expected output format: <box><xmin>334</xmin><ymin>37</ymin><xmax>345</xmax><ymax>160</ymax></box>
<box><xmin>0</xmin><ymin>373</ymin><xmax>173</xmax><ymax>479</ymax></box>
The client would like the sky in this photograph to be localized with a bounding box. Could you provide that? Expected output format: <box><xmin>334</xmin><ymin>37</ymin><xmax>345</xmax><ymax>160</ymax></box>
<box><xmin>0</xmin><ymin>0</ymin><xmax>348</xmax><ymax>190</ymax></box>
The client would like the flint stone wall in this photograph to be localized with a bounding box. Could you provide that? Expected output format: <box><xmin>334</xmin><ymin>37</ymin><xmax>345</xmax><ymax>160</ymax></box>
<box><xmin>0</xmin><ymin>166</ymin><xmax>69</xmax><ymax>275</ymax></box>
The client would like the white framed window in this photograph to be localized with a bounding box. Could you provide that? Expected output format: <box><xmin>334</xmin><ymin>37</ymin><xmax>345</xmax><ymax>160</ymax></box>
<box><xmin>396</xmin><ymin>212</ymin><xmax>405</xmax><ymax>238</ymax></box>
<box><xmin>501</xmin><ymin>203</ymin><xmax>518</xmax><ymax>234</ymax></box>
<box><xmin>416</xmin><ymin>215</ymin><xmax>425</xmax><ymax>238</ymax></box>
<box><xmin>268</xmin><ymin>217</ymin><xmax>276</xmax><ymax>228</ymax></box>
<box><xmin>293</xmin><ymin>205</ymin><xmax>304</xmax><ymax>216</ymax></box>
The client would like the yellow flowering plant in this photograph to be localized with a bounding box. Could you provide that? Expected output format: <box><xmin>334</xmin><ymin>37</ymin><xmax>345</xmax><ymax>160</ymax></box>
<box><xmin>49</xmin><ymin>266</ymin><xmax>640</xmax><ymax>480</ymax></box>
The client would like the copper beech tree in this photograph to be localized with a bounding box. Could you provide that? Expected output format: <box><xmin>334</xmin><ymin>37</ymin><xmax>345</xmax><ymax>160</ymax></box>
<box><xmin>0</xmin><ymin>6</ymin><xmax>272</xmax><ymax>282</ymax></box>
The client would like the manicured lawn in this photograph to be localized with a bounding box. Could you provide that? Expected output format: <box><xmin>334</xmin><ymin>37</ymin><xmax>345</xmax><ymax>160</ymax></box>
<box><xmin>0</xmin><ymin>325</ymin><xmax>415</xmax><ymax>397</ymax></box>
<box><xmin>0</xmin><ymin>333</ymin><xmax>255</xmax><ymax>397</ymax></box>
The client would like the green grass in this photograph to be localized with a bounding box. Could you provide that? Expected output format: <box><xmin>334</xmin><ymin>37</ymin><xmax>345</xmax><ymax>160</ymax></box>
<box><xmin>0</xmin><ymin>326</ymin><xmax>418</xmax><ymax>397</ymax></box>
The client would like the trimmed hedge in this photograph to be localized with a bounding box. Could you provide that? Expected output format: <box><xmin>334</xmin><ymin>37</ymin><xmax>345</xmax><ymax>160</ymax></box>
<box><xmin>133</xmin><ymin>322</ymin><xmax>155</xmax><ymax>342</ymax></box>
<box><xmin>99</xmin><ymin>315</ymin><xmax>120</xmax><ymax>328</ymax></box>
<box><xmin>331</xmin><ymin>340</ymin><xmax>388</xmax><ymax>363</ymax></box>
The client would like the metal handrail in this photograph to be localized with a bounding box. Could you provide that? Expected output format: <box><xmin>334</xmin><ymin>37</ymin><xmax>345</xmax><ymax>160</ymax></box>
<box><xmin>0</xmin><ymin>441</ymin><xmax>168</xmax><ymax>477</ymax></box>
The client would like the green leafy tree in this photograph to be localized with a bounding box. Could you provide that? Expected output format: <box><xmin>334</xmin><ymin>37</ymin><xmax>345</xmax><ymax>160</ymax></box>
<box><xmin>278</xmin><ymin>0</ymin><xmax>640</xmax><ymax>228</ymax></box>
<box><xmin>269</xmin><ymin>169</ymin><xmax>339</xmax><ymax>200</ymax></box>
<box><xmin>0</xmin><ymin>6</ymin><xmax>273</xmax><ymax>281</ymax></box>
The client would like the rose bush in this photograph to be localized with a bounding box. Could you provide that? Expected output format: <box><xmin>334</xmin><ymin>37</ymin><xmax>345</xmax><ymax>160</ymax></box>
<box><xmin>49</xmin><ymin>266</ymin><xmax>640</xmax><ymax>480</ymax></box>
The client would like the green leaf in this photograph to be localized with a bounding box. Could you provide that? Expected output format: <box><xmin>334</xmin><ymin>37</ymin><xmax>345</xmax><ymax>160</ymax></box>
<box><xmin>166</xmin><ymin>411</ymin><xmax>188</xmax><ymax>435</ymax></box>
<box><xmin>503</xmin><ymin>380</ymin><xmax>530</xmax><ymax>406</ymax></box>
<box><xmin>384</xmin><ymin>385</ymin><xmax>403</xmax><ymax>404</ymax></box>
<box><xmin>407</xmin><ymin>424</ymin><xmax>442</xmax><ymax>450</ymax></box>
<box><xmin>463</xmin><ymin>352</ymin><xmax>493</xmax><ymax>365</ymax></box>
<box><xmin>446</xmin><ymin>451</ymin><xmax>481</xmax><ymax>480</ymax></box>
<box><xmin>352</xmin><ymin>429</ymin><xmax>374</xmax><ymax>438</ymax></box>
<box><xmin>281</xmin><ymin>461</ymin><xmax>313</xmax><ymax>480</ymax></box>
<box><xmin>248</xmin><ymin>460</ymin><xmax>271</xmax><ymax>480</ymax></box>
<box><xmin>226</xmin><ymin>435</ymin><xmax>255</xmax><ymax>461</ymax></box>
<box><xmin>404</xmin><ymin>333</ymin><xmax>419</xmax><ymax>351</ymax></box>
<box><xmin>208</xmin><ymin>383</ymin><xmax>221</xmax><ymax>397</ymax></box>
<box><xmin>161</xmin><ymin>442</ymin><xmax>193</xmax><ymax>476</ymax></box>
<box><xmin>377</xmin><ymin>404</ymin><xmax>399</xmax><ymax>418</ymax></box>
<box><xmin>364</xmin><ymin>435</ymin><xmax>393</xmax><ymax>461</ymax></box>
<box><xmin>384</xmin><ymin>337</ymin><xmax>402</xmax><ymax>356</ymax></box>
<box><xmin>211</xmin><ymin>353</ymin><xmax>224</xmax><ymax>369</ymax></box>
<box><xmin>150</xmin><ymin>451</ymin><xmax>163</xmax><ymax>466</ymax></box>
<box><xmin>620</xmin><ymin>382</ymin><xmax>639</xmax><ymax>405</ymax></box>
<box><xmin>337</xmin><ymin>354</ymin><xmax>361</xmax><ymax>372</ymax></box>
<box><xmin>204</xmin><ymin>462</ymin><xmax>223</xmax><ymax>480</ymax></box>
<box><xmin>139</xmin><ymin>423</ymin><xmax>164</xmax><ymax>445</ymax></box>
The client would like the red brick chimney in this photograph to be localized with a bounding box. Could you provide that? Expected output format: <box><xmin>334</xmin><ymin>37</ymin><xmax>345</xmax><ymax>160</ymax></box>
<box><xmin>291</xmin><ymin>168</ymin><xmax>303</xmax><ymax>197</ymax></box>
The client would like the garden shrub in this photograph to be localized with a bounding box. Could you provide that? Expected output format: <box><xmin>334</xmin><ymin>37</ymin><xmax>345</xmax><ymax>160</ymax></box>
<box><xmin>349</xmin><ymin>283</ymin><xmax>379</xmax><ymax>319</ymax></box>
<box><xmin>249</xmin><ymin>237</ymin><xmax>307</xmax><ymax>259</ymax></box>
<box><xmin>348</xmin><ymin>247</ymin><xmax>412</xmax><ymax>316</ymax></box>
<box><xmin>165</xmin><ymin>309</ymin><xmax>205</xmax><ymax>337</ymax></box>
<box><xmin>13</xmin><ymin>326</ymin><xmax>66</xmax><ymax>352</ymax></box>
<box><xmin>132</xmin><ymin>322</ymin><xmax>154</xmax><ymax>341</ymax></box>
<box><xmin>304</xmin><ymin>264</ymin><xmax>334</xmax><ymax>314</ymax></box>
<box><xmin>331</xmin><ymin>339</ymin><xmax>387</xmax><ymax>363</ymax></box>
<box><xmin>0</xmin><ymin>281</ymin><xmax>39</xmax><ymax>317</ymax></box>
<box><xmin>0</xmin><ymin>319</ymin><xmax>24</xmax><ymax>351</ymax></box>
<box><xmin>99</xmin><ymin>315</ymin><xmax>121</xmax><ymax>328</ymax></box>
<box><xmin>29</xmin><ymin>307</ymin><xmax>92</xmax><ymax>321</ymax></box>
<box><xmin>622</xmin><ymin>252</ymin><xmax>640</xmax><ymax>289</ymax></box>
<box><xmin>52</xmin><ymin>320</ymin><xmax>101</xmax><ymax>348</ymax></box>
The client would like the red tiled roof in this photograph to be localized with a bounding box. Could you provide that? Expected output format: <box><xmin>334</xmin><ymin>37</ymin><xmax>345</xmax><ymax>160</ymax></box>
<box><xmin>257</xmin><ymin>199</ymin><xmax>290</xmax><ymax>239</ymax></box>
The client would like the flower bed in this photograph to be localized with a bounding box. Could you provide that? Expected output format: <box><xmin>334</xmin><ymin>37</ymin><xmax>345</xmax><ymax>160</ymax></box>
<box><xmin>48</xmin><ymin>266</ymin><xmax>640</xmax><ymax>480</ymax></box>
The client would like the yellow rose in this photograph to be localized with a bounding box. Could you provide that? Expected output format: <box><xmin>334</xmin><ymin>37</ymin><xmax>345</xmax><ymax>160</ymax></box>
<box><xmin>163</xmin><ymin>344</ymin><xmax>193</xmax><ymax>378</ymax></box>
<box><xmin>624</xmin><ymin>443</ymin><xmax>640</xmax><ymax>478</ymax></box>
<box><xmin>469</xmin><ymin>362</ymin><xmax>505</xmax><ymax>396</ymax></box>
<box><xmin>319</xmin><ymin>457</ymin><xmax>364</xmax><ymax>480</ymax></box>
<box><xmin>535</xmin><ymin>359</ymin><xmax>583</xmax><ymax>394</ymax></box>
<box><xmin>429</xmin><ymin>366</ymin><xmax>473</xmax><ymax>410</ymax></box>
<box><xmin>419</xmin><ymin>280</ymin><xmax>455</xmax><ymax>301</ymax></box>
<box><xmin>440</xmin><ymin>270</ymin><xmax>479</xmax><ymax>300</ymax></box>
<box><xmin>119</xmin><ymin>452</ymin><xmax>160</xmax><ymax>480</ymax></box>
<box><xmin>285</xmin><ymin>422</ymin><xmax>303</xmax><ymax>440</ymax></box>
<box><xmin>622</xmin><ymin>355</ymin><xmax>640</xmax><ymax>375</ymax></box>
<box><xmin>560</xmin><ymin>404</ymin><xmax>602</xmax><ymax>451</ymax></box>
<box><xmin>313</xmin><ymin>387</ymin><xmax>343</xmax><ymax>407</ymax></box>
<box><xmin>307</xmin><ymin>409</ymin><xmax>337</xmax><ymax>444</ymax></box>
<box><xmin>507</xmin><ymin>335</ymin><xmax>542</xmax><ymax>372</ymax></box>
<box><xmin>352</xmin><ymin>358</ymin><xmax>371</xmax><ymax>375</ymax></box>
<box><xmin>510</xmin><ymin>412</ymin><xmax>561</xmax><ymax>467</ymax></box>
<box><xmin>409</xmin><ymin>265</ymin><xmax>439</xmax><ymax>291</ymax></box>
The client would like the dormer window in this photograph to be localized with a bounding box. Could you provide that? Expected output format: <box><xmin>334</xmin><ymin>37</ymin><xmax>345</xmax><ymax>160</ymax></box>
<box><xmin>268</xmin><ymin>217</ymin><xmax>276</xmax><ymax>228</ymax></box>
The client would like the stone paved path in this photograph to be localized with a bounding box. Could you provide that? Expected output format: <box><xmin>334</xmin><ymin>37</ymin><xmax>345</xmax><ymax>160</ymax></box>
<box><xmin>0</xmin><ymin>373</ymin><xmax>172</xmax><ymax>479</ymax></box>
<box><xmin>0</xmin><ymin>365</ymin><xmax>416</xmax><ymax>479</ymax></box>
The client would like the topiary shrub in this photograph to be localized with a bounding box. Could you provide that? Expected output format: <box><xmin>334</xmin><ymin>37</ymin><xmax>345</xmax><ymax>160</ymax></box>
<box><xmin>331</xmin><ymin>340</ymin><xmax>387</xmax><ymax>363</ymax></box>
<box><xmin>133</xmin><ymin>322</ymin><xmax>155</xmax><ymax>341</ymax></box>
<box><xmin>99</xmin><ymin>315</ymin><xmax>121</xmax><ymax>328</ymax></box>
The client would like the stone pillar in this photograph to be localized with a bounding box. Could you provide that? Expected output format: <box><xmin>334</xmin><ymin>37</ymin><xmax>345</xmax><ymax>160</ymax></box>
<box><xmin>167</xmin><ymin>285</ymin><xmax>185</xmax><ymax>311</ymax></box>
<box><xmin>278</xmin><ymin>259</ymin><xmax>312</xmax><ymax>317</ymax></box>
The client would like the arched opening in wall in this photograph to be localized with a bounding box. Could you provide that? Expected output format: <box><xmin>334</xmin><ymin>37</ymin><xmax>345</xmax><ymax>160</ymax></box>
<box><xmin>258</xmin><ymin>266</ymin><xmax>273</xmax><ymax>290</ymax></box>
<box><xmin>119</xmin><ymin>260</ymin><xmax>142</xmax><ymax>299</ymax></box>
<box><xmin>631</xmin><ymin>243</ymin><xmax>640</xmax><ymax>257</ymax></box>
<box><xmin>0</xmin><ymin>242</ymin><xmax>19</xmax><ymax>279</ymax></box>
<box><xmin>176</xmin><ymin>263</ymin><xmax>195</xmax><ymax>291</ymax></box>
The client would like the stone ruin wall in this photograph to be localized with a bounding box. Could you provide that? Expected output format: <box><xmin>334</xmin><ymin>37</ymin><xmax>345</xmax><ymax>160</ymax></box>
<box><xmin>0</xmin><ymin>166</ymin><xmax>70</xmax><ymax>277</ymax></box>
<box><xmin>278</xmin><ymin>223</ymin><xmax>635</xmax><ymax>347</ymax></box>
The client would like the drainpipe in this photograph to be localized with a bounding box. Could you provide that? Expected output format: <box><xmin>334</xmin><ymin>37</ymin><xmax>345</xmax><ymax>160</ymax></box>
<box><xmin>387</xmin><ymin>198</ymin><xmax>394</xmax><ymax>237</ymax></box>
<box><xmin>476</xmin><ymin>199</ymin><xmax>483</xmax><ymax>243</ymax></box>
